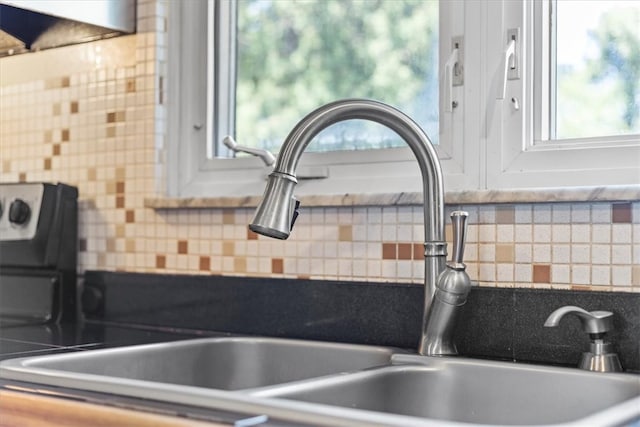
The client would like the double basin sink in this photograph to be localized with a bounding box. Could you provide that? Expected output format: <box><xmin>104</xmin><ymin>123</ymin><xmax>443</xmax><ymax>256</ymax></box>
<box><xmin>1</xmin><ymin>336</ymin><xmax>639</xmax><ymax>426</ymax></box>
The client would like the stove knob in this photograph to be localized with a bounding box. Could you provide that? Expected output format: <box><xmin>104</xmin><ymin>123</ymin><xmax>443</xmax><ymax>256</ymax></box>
<box><xmin>9</xmin><ymin>199</ymin><xmax>31</xmax><ymax>225</ymax></box>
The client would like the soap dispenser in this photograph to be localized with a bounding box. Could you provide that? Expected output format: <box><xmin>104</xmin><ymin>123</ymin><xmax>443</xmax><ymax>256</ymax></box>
<box><xmin>544</xmin><ymin>305</ymin><xmax>623</xmax><ymax>372</ymax></box>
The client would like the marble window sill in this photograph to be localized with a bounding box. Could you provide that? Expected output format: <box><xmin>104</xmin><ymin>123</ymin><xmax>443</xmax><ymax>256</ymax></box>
<box><xmin>145</xmin><ymin>186</ymin><xmax>640</xmax><ymax>209</ymax></box>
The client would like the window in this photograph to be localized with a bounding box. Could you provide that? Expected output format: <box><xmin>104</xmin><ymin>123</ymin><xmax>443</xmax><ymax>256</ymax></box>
<box><xmin>167</xmin><ymin>0</ymin><xmax>476</xmax><ymax>199</ymax></box>
<box><xmin>229</xmin><ymin>0</ymin><xmax>439</xmax><ymax>155</ymax></box>
<box><xmin>167</xmin><ymin>1</ymin><xmax>637</xmax><ymax>201</ymax></box>
<box><xmin>552</xmin><ymin>0</ymin><xmax>640</xmax><ymax>140</ymax></box>
<box><xmin>487</xmin><ymin>0</ymin><xmax>640</xmax><ymax>190</ymax></box>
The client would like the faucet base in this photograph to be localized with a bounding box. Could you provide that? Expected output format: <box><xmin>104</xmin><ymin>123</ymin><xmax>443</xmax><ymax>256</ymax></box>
<box><xmin>419</xmin><ymin>338</ymin><xmax>458</xmax><ymax>357</ymax></box>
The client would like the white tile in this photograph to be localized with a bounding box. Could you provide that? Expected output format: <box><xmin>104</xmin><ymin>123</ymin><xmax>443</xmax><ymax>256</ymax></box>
<box><xmin>397</xmin><ymin>207</ymin><xmax>413</xmax><ymax>223</ymax></box>
<box><xmin>514</xmin><ymin>225</ymin><xmax>533</xmax><ymax>243</ymax></box>
<box><xmin>367</xmin><ymin>224</ymin><xmax>382</xmax><ymax>241</ymax></box>
<box><xmin>514</xmin><ymin>264</ymin><xmax>532</xmax><ymax>282</ymax></box>
<box><xmin>338</xmin><ymin>259</ymin><xmax>352</xmax><ymax>277</ymax></box>
<box><xmin>591</xmin><ymin>266</ymin><xmax>610</xmax><ymax>286</ymax></box>
<box><xmin>612</xmin><ymin>224</ymin><xmax>632</xmax><ymax>244</ymax></box>
<box><xmin>367</xmin><ymin>207</ymin><xmax>382</xmax><ymax>224</ymax></box>
<box><xmin>397</xmin><ymin>224</ymin><xmax>413</xmax><ymax>241</ymax></box>
<box><xmin>612</xmin><ymin>246</ymin><xmax>632</xmax><ymax>264</ymax></box>
<box><xmin>353</xmin><ymin>260</ymin><xmax>367</xmax><ymax>277</ymax></box>
<box><xmin>478</xmin><ymin>206</ymin><xmax>496</xmax><ymax>223</ymax></box>
<box><xmin>296</xmin><ymin>258</ymin><xmax>310</xmax><ymax>274</ymax></box>
<box><xmin>352</xmin><ymin>225</ymin><xmax>368</xmax><ymax>241</ymax></box>
<box><xmin>611</xmin><ymin>266</ymin><xmax>632</xmax><ymax>286</ymax></box>
<box><xmin>337</xmin><ymin>242</ymin><xmax>353</xmax><ymax>258</ymax></box>
<box><xmin>515</xmin><ymin>244</ymin><xmax>532</xmax><ymax>263</ymax></box>
<box><xmin>478</xmin><ymin>224</ymin><xmax>495</xmax><ymax>242</ymax></box>
<box><xmin>478</xmin><ymin>264</ymin><xmax>496</xmax><ymax>282</ymax></box>
<box><xmin>532</xmin><ymin>204</ymin><xmax>552</xmax><ymax>223</ymax></box>
<box><xmin>337</xmin><ymin>208</ymin><xmax>353</xmax><ymax>224</ymax></box>
<box><xmin>591</xmin><ymin>203</ymin><xmax>612</xmax><ymax>223</ymax></box>
<box><xmin>382</xmin><ymin>225</ymin><xmax>397</xmax><ymax>241</ymax></box>
<box><xmin>633</xmin><ymin>202</ymin><xmax>640</xmax><ymax>224</ymax></box>
<box><xmin>381</xmin><ymin>260</ymin><xmax>397</xmax><ymax>279</ymax></box>
<box><xmin>591</xmin><ymin>245</ymin><xmax>611</xmax><ymax>265</ymax></box>
<box><xmin>310</xmin><ymin>260</ymin><xmax>324</xmax><ymax>276</ymax></box>
<box><xmin>397</xmin><ymin>261</ymin><xmax>413</xmax><ymax>279</ymax></box>
<box><xmin>551</xmin><ymin>225</ymin><xmax>571</xmax><ymax>243</ymax></box>
<box><xmin>311</xmin><ymin>242</ymin><xmax>324</xmax><ymax>258</ymax></box>
<box><xmin>323</xmin><ymin>241</ymin><xmax>338</xmax><ymax>258</ymax></box>
<box><xmin>478</xmin><ymin>244</ymin><xmax>496</xmax><ymax>262</ymax></box>
<box><xmin>496</xmin><ymin>264</ymin><xmax>514</xmax><ymax>282</ymax></box>
<box><xmin>413</xmin><ymin>261</ymin><xmax>425</xmax><ymax>280</ymax></box>
<box><xmin>592</xmin><ymin>225</ymin><xmax>611</xmax><ymax>244</ymax></box>
<box><xmin>352</xmin><ymin>207</ymin><xmax>367</xmax><ymax>223</ymax></box>
<box><xmin>552</xmin><ymin>204</ymin><xmax>571</xmax><ymax>223</ymax></box>
<box><xmin>367</xmin><ymin>260</ymin><xmax>381</xmax><ymax>277</ymax></box>
<box><xmin>533</xmin><ymin>244</ymin><xmax>551</xmax><ymax>263</ymax></box>
<box><xmin>552</xmin><ymin>245</ymin><xmax>571</xmax><ymax>263</ymax></box>
<box><xmin>497</xmin><ymin>225</ymin><xmax>514</xmax><ymax>242</ymax></box>
<box><xmin>465</xmin><ymin>243</ymin><xmax>479</xmax><ymax>262</ymax></box>
<box><xmin>552</xmin><ymin>265</ymin><xmax>570</xmax><ymax>284</ymax></box>
<box><xmin>367</xmin><ymin>243</ymin><xmax>381</xmax><ymax>259</ymax></box>
<box><xmin>571</xmin><ymin>245</ymin><xmax>591</xmax><ymax>264</ymax></box>
<box><xmin>571</xmin><ymin>204</ymin><xmax>591</xmax><ymax>223</ymax></box>
<box><xmin>533</xmin><ymin>224</ymin><xmax>551</xmax><ymax>243</ymax></box>
<box><xmin>571</xmin><ymin>224</ymin><xmax>590</xmax><ymax>243</ymax></box>
<box><xmin>352</xmin><ymin>242</ymin><xmax>367</xmax><ymax>259</ymax></box>
<box><xmin>382</xmin><ymin>207</ymin><xmax>397</xmax><ymax>224</ymax></box>
<box><xmin>246</xmin><ymin>257</ymin><xmax>259</xmax><ymax>273</ymax></box>
<box><xmin>571</xmin><ymin>265</ymin><xmax>590</xmax><ymax>285</ymax></box>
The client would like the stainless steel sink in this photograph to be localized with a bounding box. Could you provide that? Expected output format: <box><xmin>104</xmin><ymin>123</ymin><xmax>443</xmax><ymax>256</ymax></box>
<box><xmin>1</xmin><ymin>337</ymin><xmax>639</xmax><ymax>426</ymax></box>
<box><xmin>259</xmin><ymin>354</ymin><xmax>640</xmax><ymax>426</ymax></box>
<box><xmin>0</xmin><ymin>336</ymin><xmax>398</xmax><ymax>390</ymax></box>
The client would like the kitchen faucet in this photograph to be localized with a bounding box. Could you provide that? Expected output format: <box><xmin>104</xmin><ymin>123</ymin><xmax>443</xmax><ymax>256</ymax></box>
<box><xmin>249</xmin><ymin>99</ymin><xmax>471</xmax><ymax>356</ymax></box>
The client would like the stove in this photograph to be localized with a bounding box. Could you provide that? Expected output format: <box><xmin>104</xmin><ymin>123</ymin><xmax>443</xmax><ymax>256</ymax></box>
<box><xmin>0</xmin><ymin>183</ymin><xmax>78</xmax><ymax>324</ymax></box>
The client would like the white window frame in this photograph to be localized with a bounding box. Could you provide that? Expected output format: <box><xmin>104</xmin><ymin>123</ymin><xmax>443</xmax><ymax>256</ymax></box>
<box><xmin>166</xmin><ymin>0</ymin><xmax>479</xmax><ymax>200</ymax></box>
<box><xmin>167</xmin><ymin>0</ymin><xmax>638</xmax><ymax>201</ymax></box>
<box><xmin>486</xmin><ymin>0</ymin><xmax>640</xmax><ymax>190</ymax></box>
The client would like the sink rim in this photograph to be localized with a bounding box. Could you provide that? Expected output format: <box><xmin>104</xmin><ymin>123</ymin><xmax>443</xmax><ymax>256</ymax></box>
<box><xmin>1</xmin><ymin>336</ymin><xmax>639</xmax><ymax>427</ymax></box>
<box><xmin>254</xmin><ymin>360</ymin><xmax>640</xmax><ymax>425</ymax></box>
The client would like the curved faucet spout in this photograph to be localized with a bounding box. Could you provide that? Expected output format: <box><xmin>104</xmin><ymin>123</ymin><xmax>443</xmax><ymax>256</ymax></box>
<box><xmin>249</xmin><ymin>99</ymin><xmax>448</xmax><ymax>355</ymax></box>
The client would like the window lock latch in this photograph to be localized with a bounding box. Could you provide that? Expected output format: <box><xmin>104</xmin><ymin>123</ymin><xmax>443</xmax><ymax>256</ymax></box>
<box><xmin>222</xmin><ymin>136</ymin><xmax>276</xmax><ymax>167</ymax></box>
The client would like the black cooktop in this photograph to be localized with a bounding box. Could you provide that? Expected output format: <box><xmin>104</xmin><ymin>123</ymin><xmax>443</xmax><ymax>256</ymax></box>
<box><xmin>0</xmin><ymin>321</ymin><xmax>210</xmax><ymax>362</ymax></box>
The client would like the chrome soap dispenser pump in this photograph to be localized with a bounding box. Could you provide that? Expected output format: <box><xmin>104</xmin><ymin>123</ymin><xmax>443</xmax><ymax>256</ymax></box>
<box><xmin>544</xmin><ymin>306</ymin><xmax>623</xmax><ymax>372</ymax></box>
<box><xmin>420</xmin><ymin>211</ymin><xmax>473</xmax><ymax>355</ymax></box>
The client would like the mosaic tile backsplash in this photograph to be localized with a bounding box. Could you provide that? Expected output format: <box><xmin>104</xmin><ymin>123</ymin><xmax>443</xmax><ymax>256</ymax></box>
<box><xmin>1</xmin><ymin>1</ymin><xmax>638</xmax><ymax>292</ymax></box>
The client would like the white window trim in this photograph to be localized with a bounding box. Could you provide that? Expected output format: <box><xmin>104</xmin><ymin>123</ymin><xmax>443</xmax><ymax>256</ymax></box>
<box><xmin>166</xmin><ymin>0</ymin><xmax>478</xmax><ymax>200</ymax></box>
<box><xmin>167</xmin><ymin>0</ymin><xmax>638</xmax><ymax>203</ymax></box>
<box><xmin>486</xmin><ymin>0</ymin><xmax>640</xmax><ymax>190</ymax></box>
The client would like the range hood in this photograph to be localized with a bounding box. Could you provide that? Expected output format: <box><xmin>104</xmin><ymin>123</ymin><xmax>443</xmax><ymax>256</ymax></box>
<box><xmin>0</xmin><ymin>0</ymin><xmax>135</xmax><ymax>56</ymax></box>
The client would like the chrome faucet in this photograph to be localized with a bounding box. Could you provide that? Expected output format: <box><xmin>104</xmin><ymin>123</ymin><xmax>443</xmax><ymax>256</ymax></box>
<box><xmin>249</xmin><ymin>99</ymin><xmax>471</xmax><ymax>356</ymax></box>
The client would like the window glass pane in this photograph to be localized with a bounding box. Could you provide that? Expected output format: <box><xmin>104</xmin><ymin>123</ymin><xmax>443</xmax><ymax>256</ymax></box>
<box><xmin>554</xmin><ymin>0</ymin><xmax>640</xmax><ymax>139</ymax></box>
<box><xmin>234</xmin><ymin>0</ymin><xmax>438</xmax><ymax>153</ymax></box>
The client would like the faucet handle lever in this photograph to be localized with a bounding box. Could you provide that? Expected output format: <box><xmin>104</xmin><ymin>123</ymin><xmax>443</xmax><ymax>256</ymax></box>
<box><xmin>223</xmin><ymin>136</ymin><xmax>276</xmax><ymax>166</ymax></box>
<box><xmin>449</xmin><ymin>211</ymin><xmax>468</xmax><ymax>268</ymax></box>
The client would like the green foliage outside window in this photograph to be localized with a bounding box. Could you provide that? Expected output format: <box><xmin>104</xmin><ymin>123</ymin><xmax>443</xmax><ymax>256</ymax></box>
<box><xmin>235</xmin><ymin>0</ymin><xmax>439</xmax><ymax>153</ymax></box>
<box><xmin>556</xmin><ymin>4</ymin><xmax>640</xmax><ymax>139</ymax></box>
